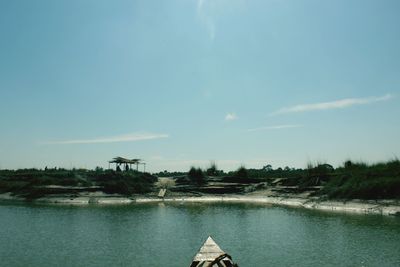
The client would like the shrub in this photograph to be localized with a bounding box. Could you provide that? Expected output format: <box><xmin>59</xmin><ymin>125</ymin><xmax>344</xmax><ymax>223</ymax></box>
<box><xmin>206</xmin><ymin>162</ymin><xmax>218</xmax><ymax>176</ymax></box>
<box><xmin>188</xmin><ymin>167</ymin><xmax>206</xmax><ymax>185</ymax></box>
<box><xmin>319</xmin><ymin>160</ymin><xmax>400</xmax><ymax>199</ymax></box>
<box><xmin>235</xmin><ymin>166</ymin><xmax>248</xmax><ymax>179</ymax></box>
<box><xmin>221</xmin><ymin>167</ymin><xmax>261</xmax><ymax>184</ymax></box>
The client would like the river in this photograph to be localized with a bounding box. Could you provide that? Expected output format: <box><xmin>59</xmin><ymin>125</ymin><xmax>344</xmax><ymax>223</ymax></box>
<box><xmin>1</xmin><ymin>202</ymin><xmax>399</xmax><ymax>266</ymax></box>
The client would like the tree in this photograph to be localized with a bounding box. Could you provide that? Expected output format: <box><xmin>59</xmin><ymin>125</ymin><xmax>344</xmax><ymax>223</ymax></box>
<box><xmin>206</xmin><ymin>162</ymin><xmax>218</xmax><ymax>176</ymax></box>
<box><xmin>344</xmin><ymin>160</ymin><xmax>353</xmax><ymax>169</ymax></box>
<box><xmin>95</xmin><ymin>166</ymin><xmax>104</xmax><ymax>172</ymax></box>
<box><xmin>235</xmin><ymin>166</ymin><xmax>248</xmax><ymax>179</ymax></box>
<box><xmin>188</xmin><ymin>167</ymin><xmax>206</xmax><ymax>185</ymax></box>
<box><xmin>263</xmin><ymin>164</ymin><xmax>273</xmax><ymax>172</ymax></box>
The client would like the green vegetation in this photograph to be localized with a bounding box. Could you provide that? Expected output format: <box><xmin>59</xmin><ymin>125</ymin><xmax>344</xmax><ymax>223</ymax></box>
<box><xmin>0</xmin><ymin>168</ymin><xmax>157</xmax><ymax>199</ymax></box>
<box><xmin>154</xmin><ymin>170</ymin><xmax>187</xmax><ymax>177</ymax></box>
<box><xmin>225</xmin><ymin>160</ymin><xmax>400</xmax><ymax>200</ymax></box>
<box><xmin>0</xmin><ymin>159</ymin><xmax>399</xmax><ymax>200</ymax></box>
<box><xmin>221</xmin><ymin>166</ymin><xmax>263</xmax><ymax>183</ymax></box>
<box><xmin>175</xmin><ymin>167</ymin><xmax>207</xmax><ymax>186</ymax></box>
<box><xmin>319</xmin><ymin>160</ymin><xmax>400</xmax><ymax>199</ymax></box>
<box><xmin>174</xmin><ymin>160</ymin><xmax>400</xmax><ymax>199</ymax></box>
<box><xmin>187</xmin><ymin>167</ymin><xmax>207</xmax><ymax>185</ymax></box>
<box><xmin>206</xmin><ymin>162</ymin><xmax>219</xmax><ymax>176</ymax></box>
<box><xmin>89</xmin><ymin>170</ymin><xmax>157</xmax><ymax>195</ymax></box>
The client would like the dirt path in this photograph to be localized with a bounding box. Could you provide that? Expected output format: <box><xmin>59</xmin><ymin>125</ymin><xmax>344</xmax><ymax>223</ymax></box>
<box><xmin>155</xmin><ymin>177</ymin><xmax>175</xmax><ymax>189</ymax></box>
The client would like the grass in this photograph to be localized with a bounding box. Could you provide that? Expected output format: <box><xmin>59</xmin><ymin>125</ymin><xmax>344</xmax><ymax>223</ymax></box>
<box><xmin>319</xmin><ymin>160</ymin><xmax>400</xmax><ymax>199</ymax></box>
<box><xmin>212</xmin><ymin>160</ymin><xmax>400</xmax><ymax>200</ymax></box>
<box><xmin>0</xmin><ymin>168</ymin><xmax>157</xmax><ymax>199</ymax></box>
<box><xmin>175</xmin><ymin>167</ymin><xmax>207</xmax><ymax>186</ymax></box>
<box><xmin>0</xmin><ymin>159</ymin><xmax>399</xmax><ymax>200</ymax></box>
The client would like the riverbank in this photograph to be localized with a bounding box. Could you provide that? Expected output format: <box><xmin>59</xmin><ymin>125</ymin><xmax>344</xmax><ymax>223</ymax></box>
<box><xmin>1</xmin><ymin>192</ymin><xmax>399</xmax><ymax>216</ymax></box>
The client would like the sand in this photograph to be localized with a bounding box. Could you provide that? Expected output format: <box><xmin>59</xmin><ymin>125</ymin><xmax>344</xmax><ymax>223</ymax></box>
<box><xmin>1</xmin><ymin>192</ymin><xmax>399</xmax><ymax>216</ymax></box>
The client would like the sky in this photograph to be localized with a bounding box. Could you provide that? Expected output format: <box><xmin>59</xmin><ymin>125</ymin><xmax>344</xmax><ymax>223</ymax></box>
<box><xmin>0</xmin><ymin>0</ymin><xmax>399</xmax><ymax>172</ymax></box>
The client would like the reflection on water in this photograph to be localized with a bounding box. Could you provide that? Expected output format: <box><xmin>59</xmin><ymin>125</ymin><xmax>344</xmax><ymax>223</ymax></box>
<box><xmin>0</xmin><ymin>202</ymin><xmax>399</xmax><ymax>267</ymax></box>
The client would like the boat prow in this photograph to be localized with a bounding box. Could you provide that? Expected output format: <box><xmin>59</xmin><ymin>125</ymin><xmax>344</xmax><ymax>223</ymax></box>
<box><xmin>190</xmin><ymin>236</ymin><xmax>238</xmax><ymax>267</ymax></box>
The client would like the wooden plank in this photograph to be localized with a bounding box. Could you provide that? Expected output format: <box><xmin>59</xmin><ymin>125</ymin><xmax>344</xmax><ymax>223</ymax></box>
<box><xmin>191</xmin><ymin>237</ymin><xmax>237</xmax><ymax>267</ymax></box>
<box><xmin>158</xmin><ymin>188</ymin><xmax>167</xmax><ymax>197</ymax></box>
<box><xmin>193</xmin><ymin>236</ymin><xmax>225</xmax><ymax>261</ymax></box>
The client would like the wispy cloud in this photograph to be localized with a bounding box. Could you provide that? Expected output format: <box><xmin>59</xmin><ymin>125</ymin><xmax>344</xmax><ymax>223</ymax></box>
<box><xmin>271</xmin><ymin>94</ymin><xmax>393</xmax><ymax>115</ymax></box>
<box><xmin>41</xmin><ymin>132</ymin><xmax>169</xmax><ymax>145</ymax></box>
<box><xmin>197</xmin><ymin>0</ymin><xmax>216</xmax><ymax>40</ymax></box>
<box><xmin>247</xmin><ymin>124</ymin><xmax>303</xmax><ymax>132</ymax></box>
<box><xmin>225</xmin><ymin>112</ymin><xmax>238</xmax><ymax>121</ymax></box>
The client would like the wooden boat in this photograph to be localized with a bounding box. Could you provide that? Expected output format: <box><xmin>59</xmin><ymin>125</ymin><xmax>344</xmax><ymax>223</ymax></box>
<box><xmin>190</xmin><ymin>236</ymin><xmax>238</xmax><ymax>267</ymax></box>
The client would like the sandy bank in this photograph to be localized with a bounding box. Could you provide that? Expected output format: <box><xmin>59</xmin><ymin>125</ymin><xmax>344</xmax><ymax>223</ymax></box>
<box><xmin>137</xmin><ymin>196</ymin><xmax>400</xmax><ymax>216</ymax></box>
<box><xmin>1</xmin><ymin>193</ymin><xmax>399</xmax><ymax>216</ymax></box>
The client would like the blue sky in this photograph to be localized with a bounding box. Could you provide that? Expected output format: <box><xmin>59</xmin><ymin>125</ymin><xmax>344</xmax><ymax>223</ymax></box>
<box><xmin>0</xmin><ymin>0</ymin><xmax>399</xmax><ymax>172</ymax></box>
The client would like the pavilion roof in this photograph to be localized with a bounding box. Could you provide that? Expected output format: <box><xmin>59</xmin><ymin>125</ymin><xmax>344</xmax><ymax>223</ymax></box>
<box><xmin>109</xmin><ymin>157</ymin><xmax>141</xmax><ymax>164</ymax></box>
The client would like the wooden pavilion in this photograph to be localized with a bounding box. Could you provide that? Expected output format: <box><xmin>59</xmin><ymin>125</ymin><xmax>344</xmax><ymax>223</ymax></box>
<box><xmin>108</xmin><ymin>157</ymin><xmax>146</xmax><ymax>172</ymax></box>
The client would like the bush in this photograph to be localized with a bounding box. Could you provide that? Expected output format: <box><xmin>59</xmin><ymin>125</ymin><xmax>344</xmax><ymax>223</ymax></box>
<box><xmin>294</xmin><ymin>162</ymin><xmax>335</xmax><ymax>188</ymax></box>
<box><xmin>96</xmin><ymin>172</ymin><xmax>156</xmax><ymax>195</ymax></box>
<box><xmin>188</xmin><ymin>167</ymin><xmax>206</xmax><ymax>185</ymax></box>
<box><xmin>206</xmin><ymin>163</ymin><xmax>218</xmax><ymax>176</ymax></box>
<box><xmin>319</xmin><ymin>160</ymin><xmax>400</xmax><ymax>199</ymax></box>
<box><xmin>0</xmin><ymin>168</ymin><xmax>157</xmax><ymax>198</ymax></box>
<box><xmin>235</xmin><ymin>166</ymin><xmax>248</xmax><ymax>179</ymax></box>
<box><xmin>221</xmin><ymin>167</ymin><xmax>260</xmax><ymax>184</ymax></box>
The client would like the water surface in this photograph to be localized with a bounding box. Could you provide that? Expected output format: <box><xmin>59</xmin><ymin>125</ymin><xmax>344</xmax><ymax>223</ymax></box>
<box><xmin>1</xmin><ymin>202</ymin><xmax>399</xmax><ymax>266</ymax></box>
